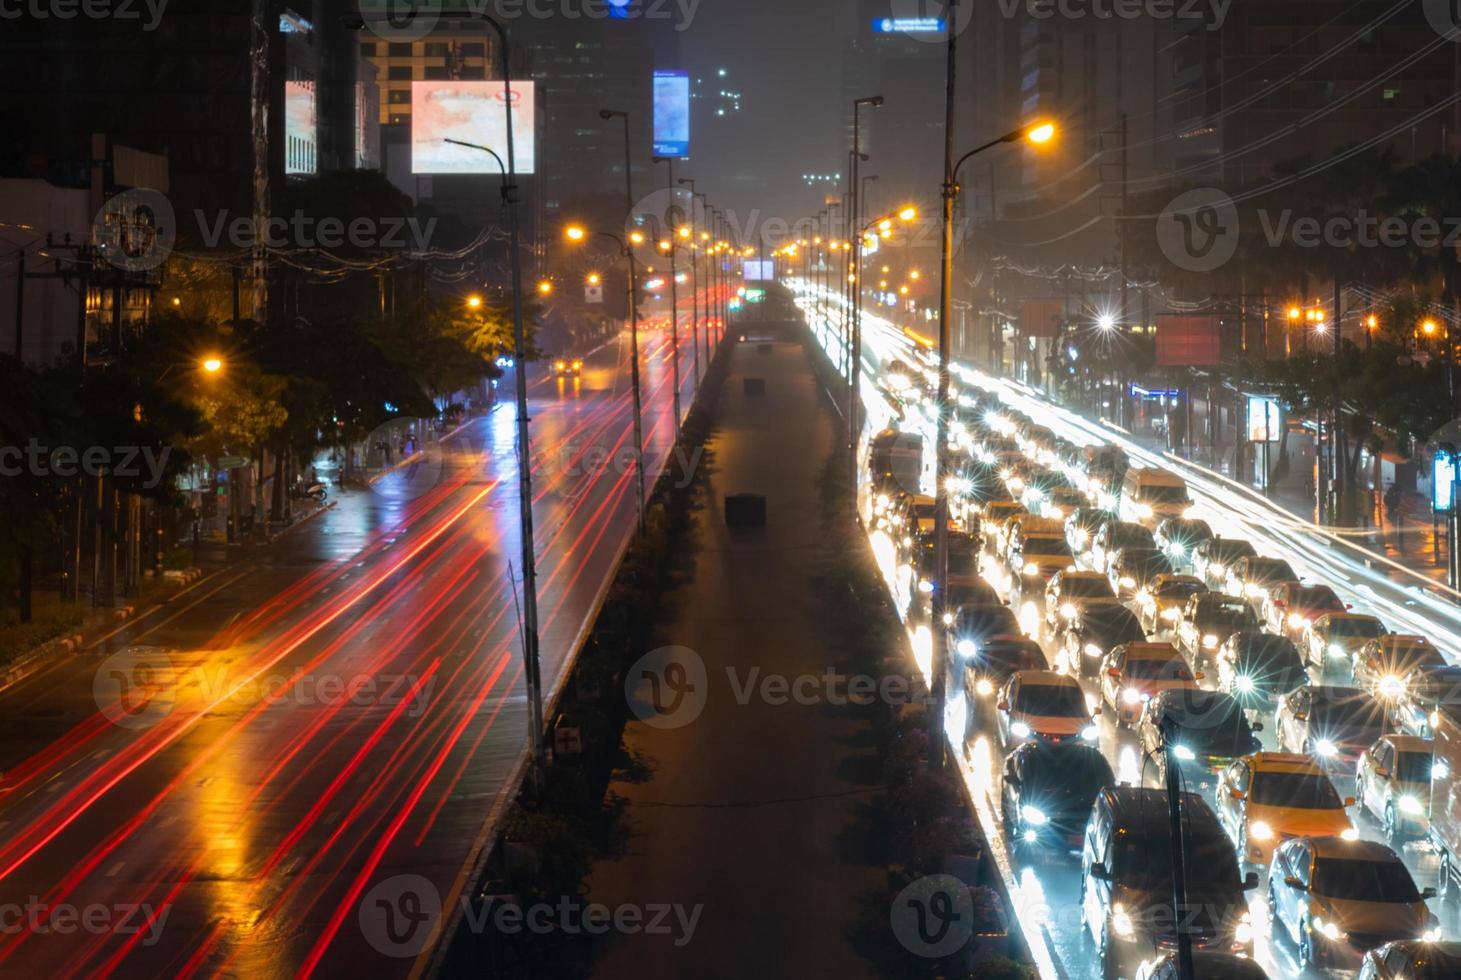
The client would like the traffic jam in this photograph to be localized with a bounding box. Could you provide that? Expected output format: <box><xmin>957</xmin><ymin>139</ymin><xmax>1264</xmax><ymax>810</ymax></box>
<box><xmin>822</xmin><ymin>310</ymin><xmax>1461</xmax><ymax>980</ymax></box>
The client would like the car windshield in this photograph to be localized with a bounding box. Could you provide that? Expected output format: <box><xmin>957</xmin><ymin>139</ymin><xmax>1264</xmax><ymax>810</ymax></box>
<box><xmin>1121</xmin><ymin>551</ymin><xmax>1171</xmax><ymax>576</ymax></box>
<box><xmin>1385</xmin><ymin>946</ymin><xmax>1461</xmax><ymax>979</ymax></box>
<box><xmin>1312</xmin><ymin>857</ymin><xmax>1420</xmax><ymax>903</ymax></box>
<box><xmin>1292</xmin><ymin>586</ymin><xmax>1342</xmax><ymax>610</ymax></box>
<box><xmin>1024</xmin><ymin>751</ymin><xmax>1114</xmax><ymax>803</ymax></box>
<box><xmin>1063</xmin><ymin>577</ymin><xmax>1115</xmax><ymax>599</ymax></box>
<box><xmin>1111</xmin><ymin>819</ymin><xmax>1240</xmax><ymax>891</ymax></box>
<box><xmin>1167</xmin><ymin>698</ymin><xmax>1251</xmax><ymax>753</ymax></box>
<box><xmin>1235</xmin><ymin>639</ymin><xmax>1305</xmax><ymax>683</ymax></box>
<box><xmin>1247</xmin><ymin>559</ymin><xmax>1295</xmax><ymax>581</ymax></box>
<box><xmin>1087</xmin><ymin>609</ymin><xmax>1147</xmax><ymax>644</ymax></box>
<box><xmin>1249</xmin><ymin>771</ymin><xmax>1341</xmax><ymax>808</ymax></box>
<box><xmin>947</xmin><ymin>582</ymin><xmax>999</xmax><ymax>607</ymax></box>
<box><xmin>1126</xmin><ymin>657</ymin><xmax>1191</xmax><ymax>681</ymax></box>
<box><xmin>981</xmin><ymin>642</ymin><xmax>1047</xmax><ymax>674</ymax></box>
<box><xmin>1209</xmin><ymin>541</ymin><xmax>1255</xmax><ymax>563</ymax></box>
<box><xmin>1197</xmin><ymin>598</ymin><xmax>1254</xmax><ymax>622</ymax></box>
<box><xmin>947</xmin><ymin>551</ymin><xmax>978</xmax><ymax>578</ymax></box>
<box><xmin>1113</xmin><ymin>527</ymin><xmax>1155</xmax><ymax>549</ymax></box>
<box><xmin>1015</xmin><ymin>683</ymin><xmax>1088</xmax><ymax>717</ymax></box>
<box><xmin>1396</xmin><ymin>751</ymin><xmax>1434</xmax><ymax>784</ymax></box>
<box><xmin>1327</xmin><ymin>618</ymin><xmax>1384</xmax><ymax>638</ymax></box>
<box><xmin>958</xmin><ymin>606</ymin><xmax>1020</xmax><ymax>636</ymax></box>
<box><xmin>1137</xmin><ymin>485</ymin><xmax>1190</xmax><ymax>504</ymax></box>
<box><xmin>1156</xmin><ymin>580</ymin><xmax>1204</xmax><ymax>600</ymax></box>
<box><xmin>1024</xmin><ymin>537</ymin><xmax>1073</xmax><ymax>559</ymax></box>
<box><xmin>1311</xmin><ymin>699</ymin><xmax>1386</xmax><ymax>741</ymax></box>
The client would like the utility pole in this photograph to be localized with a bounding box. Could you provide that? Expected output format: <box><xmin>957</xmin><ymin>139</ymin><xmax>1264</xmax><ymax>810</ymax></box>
<box><xmin>653</xmin><ymin>156</ymin><xmax>682</xmax><ymax>433</ymax></box>
<box><xmin>679</xmin><ymin>177</ymin><xmax>700</xmax><ymax>389</ymax></box>
<box><xmin>1162</xmin><ymin>718</ymin><xmax>1197</xmax><ymax>980</ymax></box>
<box><xmin>849</xmin><ymin>96</ymin><xmax>884</xmax><ymax>512</ymax></box>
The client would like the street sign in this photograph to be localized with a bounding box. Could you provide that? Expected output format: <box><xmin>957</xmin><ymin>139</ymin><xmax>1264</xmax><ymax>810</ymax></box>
<box><xmin>217</xmin><ymin>455</ymin><xmax>249</xmax><ymax>469</ymax></box>
<box><xmin>585</xmin><ymin>284</ymin><xmax>603</xmax><ymax>304</ymax></box>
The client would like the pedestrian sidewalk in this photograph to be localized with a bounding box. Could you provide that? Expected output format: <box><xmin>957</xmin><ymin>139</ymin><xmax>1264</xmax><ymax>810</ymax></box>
<box><xmin>584</xmin><ymin>331</ymin><xmax>890</xmax><ymax>977</ymax></box>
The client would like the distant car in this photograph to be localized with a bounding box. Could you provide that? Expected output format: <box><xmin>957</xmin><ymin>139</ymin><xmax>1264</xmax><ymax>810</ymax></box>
<box><xmin>1275</xmin><ymin>685</ymin><xmax>1388</xmax><ymax>770</ymax></box>
<box><xmin>1352</xmin><ymin>635</ymin><xmax>1448</xmax><ymax>701</ymax></box>
<box><xmin>1223</xmin><ymin>556</ymin><xmax>1297</xmax><ymax>608</ymax></box>
<box><xmin>1214</xmin><ymin>631</ymin><xmax>1307</xmax><ymax>707</ymax></box>
<box><xmin>1153</xmin><ymin>517</ymin><xmax>1215</xmax><ymax>568</ymax></box>
<box><xmin>1090</xmin><ymin>520</ymin><xmax>1155</xmax><ymax>575</ymax></box>
<box><xmin>1009</xmin><ymin>533</ymin><xmax>1075</xmax><ymax>605</ymax></box>
<box><xmin>948</xmin><ymin>603</ymin><xmax>1023</xmax><ymax>649</ymax></box>
<box><xmin>1356</xmin><ymin>734</ymin><xmax>1434</xmax><ymax>845</ymax></box>
<box><xmin>1099</xmin><ymin>642</ymin><xmax>1199</xmax><ymax>727</ymax></box>
<box><xmin>1267</xmin><ymin>836</ymin><xmax>1438</xmax><ymax>970</ymax></box>
<box><xmin>1303</xmin><ymin>612</ymin><xmax>1387</xmax><ymax>671</ymax></box>
<box><xmin>1107</xmin><ymin>546</ymin><xmax>1173</xmax><ymax>601</ymax></box>
<box><xmin>552</xmin><ymin>357</ymin><xmax>584</xmax><ymax>376</ymax></box>
<box><xmin>1192</xmin><ymin>537</ymin><xmax>1257</xmax><ymax>591</ymax></box>
<box><xmin>1393</xmin><ymin>664</ymin><xmax>1461</xmax><ymax>737</ymax></box>
<box><xmin>1042</xmin><ymin>487</ymin><xmax>1087</xmax><ymax>521</ymax></box>
<box><xmin>961</xmin><ymin>633</ymin><xmax>1049</xmax><ymax>701</ymax></box>
<box><xmin>983</xmin><ymin>501</ymin><xmax>1029</xmax><ymax>557</ymax></box>
<box><xmin>1357</xmin><ymin>940</ymin><xmax>1461</xmax><ymax>980</ymax></box>
<box><xmin>998</xmin><ymin>740</ymin><xmax>1113</xmax><ymax>853</ymax></box>
<box><xmin>1065</xmin><ymin>506</ymin><xmax>1107</xmax><ymax>557</ymax></box>
<box><xmin>942</xmin><ymin>578</ymin><xmax>1004</xmax><ymax>618</ymax></box>
<box><xmin>1137</xmin><ymin>689</ymin><xmax>1262</xmax><ymax>792</ymax></box>
<box><xmin>1135</xmin><ymin>951</ymin><xmax>1269</xmax><ymax>980</ymax></box>
<box><xmin>1062</xmin><ymin>603</ymin><xmax>1148</xmax><ymax>680</ymax></box>
<box><xmin>1175</xmin><ymin>592</ymin><xmax>1261</xmax><ymax>667</ymax></box>
<box><xmin>1044</xmin><ymin>569</ymin><xmax>1120</xmax><ymax>632</ymax></box>
<box><xmin>1264</xmin><ymin>582</ymin><xmax>1346</xmax><ymax>641</ymax></box>
<box><xmin>1136</xmin><ymin>574</ymin><xmax>1207</xmax><ymax>634</ymax></box>
<box><xmin>1218</xmin><ymin>753</ymin><xmax>1355</xmax><ymax>867</ymax></box>
<box><xmin>995</xmin><ymin>670</ymin><xmax>1097</xmax><ymax>746</ymax></box>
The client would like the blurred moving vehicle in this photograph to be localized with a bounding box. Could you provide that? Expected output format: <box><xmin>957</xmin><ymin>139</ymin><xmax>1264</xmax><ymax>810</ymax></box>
<box><xmin>1135</xmin><ymin>951</ymin><xmax>1269</xmax><ymax>980</ymax></box>
<box><xmin>1137</xmin><ymin>689</ymin><xmax>1262</xmax><ymax>792</ymax></box>
<box><xmin>1352</xmin><ymin>635</ymin><xmax>1448</xmax><ymax>702</ymax></box>
<box><xmin>1223</xmin><ymin>556</ymin><xmax>1297</xmax><ymax>610</ymax></box>
<box><xmin>1266</xmin><ymin>836</ymin><xmax>1438</xmax><ymax>970</ymax></box>
<box><xmin>1263</xmin><ymin>582</ymin><xmax>1346</xmax><ymax>642</ymax></box>
<box><xmin>1303</xmin><ymin>611</ymin><xmax>1387</xmax><ymax>671</ymax></box>
<box><xmin>1217</xmin><ymin>752</ymin><xmax>1356</xmax><ymax>866</ymax></box>
<box><xmin>552</xmin><ymin>356</ymin><xmax>584</xmax><ymax>376</ymax></box>
<box><xmin>1099</xmin><ymin>642</ymin><xmax>1199</xmax><ymax>727</ymax></box>
<box><xmin>1356</xmin><ymin>939</ymin><xmax>1461</xmax><ymax>980</ymax></box>
<box><xmin>1193</xmin><ymin>537</ymin><xmax>1257</xmax><ymax>591</ymax></box>
<box><xmin>1153</xmin><ymin>517</ymin><xmax>1214</xmax><ymax>568</ymax></box>
<box><xmin>961</xmin><ymin>633</ymin><xmax>1049</xmax><ymax>701</ymax></box>
<box><xmin>1135</xmin><ymin>573</ymin><xmax>1206</xmax><ymax>634</ymax></box>
<box><xmin>1061</xmin><ymin>602</ymin><xmax>1148</xmax><ymax>680</ymax></box>
<box><xmin>1119</xmin><ymin>468</ymin><xmax>1193</xmax><ymax>526</ymax></box>
<box><xmin>1275</xmin><ymin>686</ymin><xmax>1387</xmax><ymax>770</ymax></box>
<box><xmin>1176</xmin><ymin>592</ymin><xmax>1261</xmax><ymax>667</ymax></box>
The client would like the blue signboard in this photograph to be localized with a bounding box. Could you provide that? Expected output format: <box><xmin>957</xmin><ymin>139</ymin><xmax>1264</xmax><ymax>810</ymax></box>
<box><xmin>652</xmin><ymin>70</ymin><xmax>690</xmax><ymax>159</ymax></box>
<box><xmin>873</xmin><ymin>18</ymin><xmax>944</xmax><ymax>33</ymax></box>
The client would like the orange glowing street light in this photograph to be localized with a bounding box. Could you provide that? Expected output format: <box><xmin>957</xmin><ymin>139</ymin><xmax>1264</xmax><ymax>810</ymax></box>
<box><xmin>565</xmin><ymin>225</ymin><xmax>586</xmax><ymax>242</ymax></box>
<box><xmin>537</xmin><ymin>280</ymin><xmax>553</xmax><ymax>296</ymax></box>
<box><xmin>1366</xmin><ymin>314</ymin><xmax>1379</xmax><ymax>330</ymax></box>
<box><xmin>629</xmin><ymin>230</ymin><xmax>646</xmax><ymax>245</ymax></box>
<box><xmin>1025</xmin><ymin>121</ymin><xmax>1056</xmax><ymax>145</ymax></box>
<box><xmin>466</xmin><ymin>294</ymin><xmax>484</xmax><ymax>310</ymax></box>
<box><xmin>202</xmin><ymin>356</ymin><xmax>223</xmax><ymax>374</ymax></box>
<box><xmin>1423</xmin><ymin>319</ymin><xmax>1440</xmax><ymax>336</ymax></box>
<box><xmin>587</xmin><ymin>273</ymin><xmax>601</xmax><ymax>286</ymax></box>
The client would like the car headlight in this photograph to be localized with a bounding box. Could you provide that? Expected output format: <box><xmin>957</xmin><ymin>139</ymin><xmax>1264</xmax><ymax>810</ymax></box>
<box><xmin>1314</xmin><ymin>917</ymin><xmax>1344</xmax><ymax>941</ymax></box>
<box><xmin>1315</xmin><ymin>739</ymin><xmax>1338</xmax><ymax>757</ymax></box>
<box><xmin>1084</xmin><ymin>643</ymin><xmax>1103</xmax><ymax>658</ymax></box>
<box><xmin>918</xmin><ymin>578</ymin><xmax>934</xmax><ymax>594</ymax></box>
<box><xmin>1287</xmin><ymin>613</ymin><xmax>1309</xmax><ymax>630</ymax></box>
<box><xmin>1010</xmin><ymin>721</ymin><xmax>1031</xmax><ymax>738</ymax></box>
<box><xmin>1249</xmin><ymin>820</ymin><xmax>1274</xmax><ymax>841</ymax></box>
<box><xmin>1021</xmin><ymin>805</ymin><xmax>1048</xmax><ymax>826</ymax></box>
<box><xmin>1161</xmin><ymin>607</ymin><xmax>1182</xmax><ymax>621</ymax></box>
<box><xmin>1340</xmin><ymin>826</ymin><xmax>1360</xmax><ymax>841</ymax></box>
<box><xmin>1122</xmin><ymin>687</ymin><xmax>1143</xmax><ymax>705</ymax></box>
<box><xmin>876</xmin><ymin>493</ymin><xmax>890</xmax><ymax>510</ymax></box>
<box><xmin>1235</xmin><ymin>675</ymin><xmax>1255</xmax><ymax>693</ymax></box>
<box><xmin>957</xmin><ymin>639</ymin><xmax>976</xmax><ymax>659</ymax></box>
<box><xmin>1208</xmin><ymin>562</ymin><xmax>1225</xmax><ymax>577</ymax></box>
<box><xmin>1203</xmin><ymin>633</ymin><xmax>1219</xmax><ymax>649</ymax></box>
<box><xmin>1135</xmin><ymin>588</ymin><xmax>1152</xmax><ymax>605</ymax></box>
<box><xmin>1135</xmin><ymin>503</ymin><xmax>1154</xmax><ymax>519</ymax></box>
<box><xmin>1423</xmin><ymin>926</ymin><xmax>1443</xmax><ymax>942</ymax></box>
<box><xmin>1380</xmin><ymin>674</ymin><xmax>1404</xmax><ymax>698</ymax></box>
<box><xmin>1400</xmin><ymin>795</ymin><xmax>1424</xmax><ymax>815</ymax></box>
<box><xmin>1327</xmin><ymin>643</ymin><xmax>1347</xmax><ymax>660</ymax></box>
<box><xmin>1081</xmin><ymin>725</ymin><xmax>1099</xmax><ymax>740</ymax></box>
<box><xmin>1111</xmin><ymin>905</ymin><xmax>1136</xmax><ymax>939</ymax></box>
<box><xmin>975</xmin><ymin>678</ymin><xmax>994</xmax><ymax>697</ymax></box>
<box><xmin>942</xmin><ymin>611</ymin><xmax>954</xmax><ymax>626</ymax></box>
<box><xmin>1119</xmin><ymin>576</ymin><xmax>1136</xmax><ymax>589</ymax></box>
<box><xmin>1060</xmin><ymin>602</ymin><xmax>1078</xmax><ymax>619</ymax></box>
<box><xmin>1172</xmin><ymin>744</ymin><xmax>1196</xmax><ymax>761</ymax></box>
<box><xmin>1023</xmin><ymin>561</ymin><xmax>1040</xmax><ymax>575</ymax></box>
<box><xmin>1245</xmin><ymin>583</ymin><xmax>1266</xmax><ymax>598</ymax></box>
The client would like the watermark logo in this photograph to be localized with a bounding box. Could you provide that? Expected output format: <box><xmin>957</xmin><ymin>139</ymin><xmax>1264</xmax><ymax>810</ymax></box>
<box><xmin>93</xmin><ymin>188</ymin><xmax>175</xmax><ymax>273</ymax></box>
<box><xmin>1423</xmin><ymin>0</ymin><xmax>1461</xmax><ymax>41</ymax></box>
<box><xmin>364</xmin><ymin>417</ymin><xmax>445</xmax><ymax>504</ymax></box>
<box><xmin>93</xmin><ymin>646</ymin><xmax>177</xmax><ymax>730</ymax></box>
<box><xmin>540</xmin><ymin>440</ymin><xmax>702</xmax><ymax>500</ymax></box>
<box><xmin>1156</xmin><ymin>187</ymin><xmax>1239</xmax><ymax>272</ymax></box>
<box><xmin>0</xmin><ymin>0</ymin><xmax>170</xmax><ymax>30</ymax></box>
<box><xmin>358</xmin><ymin>0</ymin><xmax>442</xmax><ymax>42</ymax></box>
<box><xmin>625</xmin><ymin>645</ymin><xmax>708</xmax><ymax>729</ymax></box>
<box><xmin>359</xmin><ymin>874</ymin><xmax>441</xmax><ymax>958</ymax></box>
<box><xmin>195</xmin><ymin>210</ymin><xmax>437</xmax><ymax>252</ymax></box>
<box><xmin>630</xmin><ymin>187</ymin><xmax>709</xmax><ymax>253</ymax></box>
<box><xmin>0</xmin><ymin>898</ymin><xmax>171</xmax><ymax>944</ymax></box>
<box><xmin>890</xmin><ymin>874</ymin><xmax>975</xmax><ymax>958</ymax></box>
<box><xmin>0</xmin><ymin>442</ymin><xmax>171</xmax><ymax>489</ymax></box>
<box><xmin>995</xmin><ymin>0</ymin><xmax>1229</xmax><ymax>28</ymax></box>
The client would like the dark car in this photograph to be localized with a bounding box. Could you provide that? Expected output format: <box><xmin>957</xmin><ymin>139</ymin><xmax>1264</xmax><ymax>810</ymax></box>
<box><xmin>999</xmin><ymin>740</ymin><xmax>1114</xmax><ymax>853</ymax></box>
<box><xmin>943</xmin><ymin>577</ymin><xmax>1004</xmax><ymax>617</ymax></box>
<box><xmin>1136</xmin><ymin>951</ymin><xmax>1269</xmax><ymax>980</ymax></box>
<box><xmin>1091</xmin><ymin>520</ymin><xmax>1156</xmax><ymax>575</ymax></box>
<box><xmin>1154</xmin><ymin>517</ymin><xmax>1215</xmax><ymax>567</ymax></box>
<box><xmin>1066</xmin><ymin>506</ymin><xmax>1108</xmax><ymax>556</ymax></box>
<box><xmin>1224</xmin><ymin>556</ymin><xmax>1298</xmax><ymax>610</ymax></box>
<box><xmin>949</xmin><ymin>603</ymin><xmax>1022</xmax><ymax>646</ymax></box>
<box><xmin>1109</xmin><ymin>546</ymin><xmax>1174</xmax><ymax>601</ymax></box>
<box><xmin>1176</xmin><ymin>592</ymin><xmax>1261</xmax><ymax>667</ymax></box>
<box><xmin>1214</xmin><ymin>631</ymin><xmax>1308</xmax><ymax>707</ymax></box>
<box><xmin>1353</xmin><ymin>635</ymin><xmax>1449</xmax><ymax>702</ymax></box>
<box><xmin>1063</xmin><ymin>602</ymin><xmax>1148</xmax><ymax>679</ymax></box>
<box><xmin>1276</xmin><ymin>685</ymin><xmax>1388</xmax><ymax>769</ymax></box>
<box><xmin>962</xmin><ymin>634</ymin><xmax>1050</xmax><ymax>700</ymax></box>
<box><xmin>1082</xmin><ymin>787</ymin><xmax>1258</xmax><ymax>979</ymax></box>
<box><xmin>1358</xmin><ymin>940</ymin><xmax>1461</xmax><ymax>980</ymax></box>
<box><xmin>1193</xmin><ymin>537</ymin><xmax>1257</xmax><ymax>591</ymax></box>
<box><xmin>1394</xmin><ymin>664</ymin><xmax>1461</xmax><ymax>737</ymax></box>
<box><xmin>1137</xmin><ymin>689</ymin><xmax>1263</xmax><ymax>791</ymax></box>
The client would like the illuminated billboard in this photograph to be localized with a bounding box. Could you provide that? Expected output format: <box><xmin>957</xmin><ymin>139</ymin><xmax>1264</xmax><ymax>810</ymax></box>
<box><xmin>1247</xmin><ymin>396</ymin><xmax>1280</xmax><ymax>443</ymax></box>
<box><xmin>653</xmin><ymin>70</ymin><xmax>690</xmax><ymax>159</ymax></box>
<box><xmin>285</xmin><ymin>80</ymin><xmax>317</xmax><ymax>175</ymax></box>
<box><xmin>872</xmin><ymin>18</ymin><xmax>944</xmax><ymax>33</ymax></box>
<box><xmin>411</xmin><ymin>81</ymin><xmax>536</xmax><ymax>175</ymax></box>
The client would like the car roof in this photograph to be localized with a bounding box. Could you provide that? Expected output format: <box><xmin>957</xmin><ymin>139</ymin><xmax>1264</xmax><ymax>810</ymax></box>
<box><xmin>1153</xmin><ymin>574</ymin><xmax>1203</xmax><ymax>587</ymax></box>
<box><xmin>1012</xmin><ymin>669</ymin><xmax>1078</xmax><ymax>687</ymax></box>
<box><xmin>1247</xmin><ymin>752</ymin><xmax>1324</xmax><ymax>774</ymax></box>
<box><xmin>1320</xmin><ymin>612</ymin><xmax>1381</xmax><ymax>623</ymax></box>
<box><xmin>1304</xmin><ymin>835</ymin><xmax>1402</xmax><ymax>862</ymax></box>
<box><xmin>1124</xmin><ymin>643</ymin><xmax>1183</xmax><ymax>659</ymax></box>
<box><xmin>1381</xmin><ymin>734</ymin><xmax>1434</xmax><ymax>753</ymax></box>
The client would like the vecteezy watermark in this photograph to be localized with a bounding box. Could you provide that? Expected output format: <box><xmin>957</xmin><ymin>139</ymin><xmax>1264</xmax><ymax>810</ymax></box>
<box><xmin>890</xmin><ymin>875</ymin><xmax>976</xmax><ymax>958</ymax></box>
<box><xmin>1424</xmin><ymin>0</ymin><xmax>1461</xmax><ymax>42</ymax></box>
<box><xmin>1255</xmin><ymin>209</ymin><xmax>1461</xmax><ymax>251</ymax></box>
<box><xmin>1155</xmin><ymin>187</ymin><xmax>1239</xmax><ymax>273</ymax></box>
<box><xmin>994</xmin><ymin>0</ymin><xmax>1228</xmax><ymax>28</ymax></box>
<box><xmin>92</xmin><ymin>647</ymin><xmax>438</xmax><ymax>730</ymax></box>
<box><xmin>0</xmin><ymin>442</ymin><xmax>171</xmax><ymax>488</ymax></box>
<box><xmin>357</xmin><ymin>874</ymin><xmax>703</xmax><ymax>958</ymax></box>
<box><xmin>540</xmin><ymin>440</ymin><xmax>703</xmax><ymax>499</ymax></box>
<box><xmin>624</xmin><ymin>646</ymin><xmax>928</xmax><ymax>730</ymax></box>
<box><xmin>0</xmin><ymin>898</ymin><xmax>171</xmax><ymax>945</ymax></box>
<box><xmin>0</xmin><ymin>0</ymin><xmax>170</xmax><ymax>30</ymax></box>
<box><xmin>355</xmin><ymin>0</ymin><xmax>701</xmax><ymax>41</ymax></box>
<box><xmin>195</xmin><ymin>211</ymin><xmax>438</xmax><ymax>253</ymax></box>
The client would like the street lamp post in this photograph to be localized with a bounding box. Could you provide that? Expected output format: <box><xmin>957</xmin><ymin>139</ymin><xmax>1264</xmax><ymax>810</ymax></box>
<box><xmin>679</xmin><ymin>177</ymin><xmax>701</xmax><ymax>389</ymax></box>
<box><xmin>652</xmin><ymin>156</ymin><xmax>683</xmax><ymax>435</ymax></box>
<box><xmin>849</xmin><ymin>96</ymin><xmax>883</xmax><ymax>511</ymax></box>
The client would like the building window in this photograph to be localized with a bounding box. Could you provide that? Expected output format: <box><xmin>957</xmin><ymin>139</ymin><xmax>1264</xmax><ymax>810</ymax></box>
<box><xmin>360</xmin><ymin>42</ymin><xmax>376</xmax><ymax>56</ymax></box>
<box><xmin>424</xmin><ymin>66</ymin><xmax>449</xmax><ymax>80</ymax></box>
<box><xmin>388</xmin><ymin>90</ymin><xmax>411</xmax><ymax>104</ymax></box>
<box><xmin>1383</xmin><ymin>87</ymin><xmax>1400</xmax><ymax>101</ymax></box>
<box><xmin>458</xmin><ymin>65</ymin><xmax>485</xmax><ymax>80</ymax></box>
<box><xmin>424</xmin><ymin>42</ymin><xmax>448</xmax><ymax>57</ymax></box>
<box><xmin>389</xmin><ymin>113</ymin><xmax>409</xmax><ymax>125</ymax></box>
<box><xmin>388</xmin><ymin>66</ymin><xmax>412</xmax><ymax>81</ymax></box>
<box><xmin>388</xmin><ymin>42</ymin><xmax>412</xmax><ymax>57</ymax></box>
<box><xmin>461</xmin><ymin>42</ymin><xmax>485</xmax><ymax>57</ymax></box>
